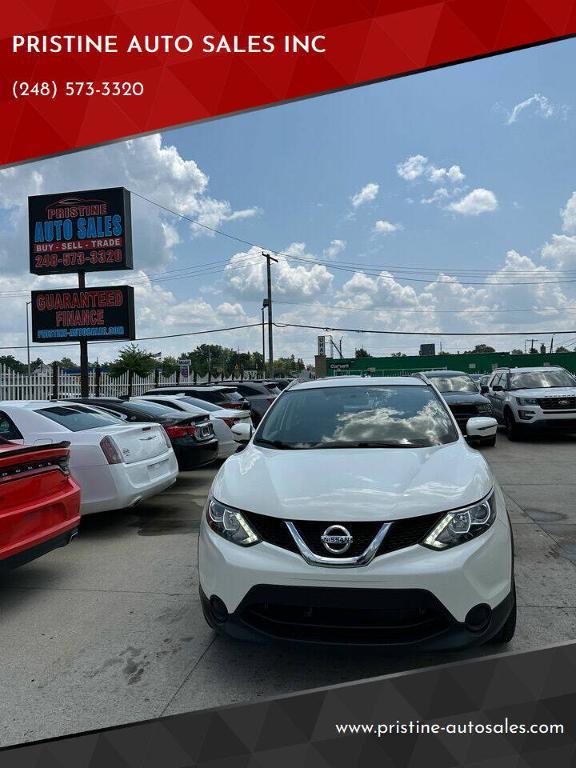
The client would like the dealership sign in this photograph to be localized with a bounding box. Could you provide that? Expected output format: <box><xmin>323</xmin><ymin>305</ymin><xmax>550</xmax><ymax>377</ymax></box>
<box><xmin>28</xmin><ymin>187</ymin><xmax>133</xmax><ymax>275</ymax></box>
<box><xmin>31</xmin><ymin>286</ymin><xmax>135</xmax><ymax>343</ymax></box>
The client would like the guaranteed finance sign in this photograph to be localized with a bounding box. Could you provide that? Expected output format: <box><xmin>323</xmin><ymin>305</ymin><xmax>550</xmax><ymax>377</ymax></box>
<box><xmin>31</xmin><ymin>286</ymin><xmax>136</xmax><ymax>342</ymax></box>
<box><xmin>28</xmin><ymin>187</ymin><xmax>133</xmax><ymax>275</ymax></box>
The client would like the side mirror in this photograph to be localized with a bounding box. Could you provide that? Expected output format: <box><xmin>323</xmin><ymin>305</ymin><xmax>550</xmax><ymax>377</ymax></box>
<box><xmin>231</xmin><ymin>422</ymin><xmax>253</xmax><ymax>443</ymax></box>
<box><xmin>466</xmin><ymin>417</ymin><xmax>498</xmax><ymax>439</ymax></box>
<box><xmin>480</xmin><ymin>385</ymin><xmax>489</xmax><ymax>394</ymax></box>
<box><xmin>492</xmin><ymin>385</ymin><xmax>503</xmax><ymax>392</ymax></box>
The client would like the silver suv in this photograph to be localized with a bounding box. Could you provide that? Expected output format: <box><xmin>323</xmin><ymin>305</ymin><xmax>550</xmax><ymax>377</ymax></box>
<box><xmin>485</xmin><ymin>366</ymin><xmax>576</xmax><ymax>438</ymax></box>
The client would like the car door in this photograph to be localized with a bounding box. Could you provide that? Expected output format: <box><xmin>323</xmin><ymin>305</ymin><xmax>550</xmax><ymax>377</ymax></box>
<box><xmin>488</xmin><ymin>373</ymin><xmax>506</xmax><ymax>420</ymax></box>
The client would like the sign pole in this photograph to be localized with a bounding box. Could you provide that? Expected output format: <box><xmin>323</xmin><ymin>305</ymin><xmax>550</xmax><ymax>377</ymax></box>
<box><xmin>78</xmin><ymin>271</ymin><xmax>89</xmax><ymax>397</ymax></box>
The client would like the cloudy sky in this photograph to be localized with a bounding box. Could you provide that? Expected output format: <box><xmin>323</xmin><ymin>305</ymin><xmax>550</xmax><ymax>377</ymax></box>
<box><xmin>1</xmin><ymin>38</ymin><xmax>576</xmax><ymax>366</ymax></box>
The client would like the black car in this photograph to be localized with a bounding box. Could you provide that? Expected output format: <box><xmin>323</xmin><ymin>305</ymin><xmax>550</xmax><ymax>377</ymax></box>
<box><xmin>417</xmin><ymin>370</ymin><xmax>496</xmax><ymax>446</ymax></box>
<box><xmin>143</xmin><ymin>385</ymin><xmax>250</xmax><ymax>413</ymax></box>
<box><xmin>217</xmin><ymin>381</ymin><xmax>279</xmax><ymax>424</ymax></box>
<box><xmin>69</xmin><ymin>398</ymin><xmax>218</xmax><ymax>470</ymax></box>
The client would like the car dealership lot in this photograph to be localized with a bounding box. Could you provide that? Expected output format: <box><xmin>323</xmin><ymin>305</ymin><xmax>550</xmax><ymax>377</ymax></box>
<box><xmin>0</xmin><ymin>434</ymin><xmax>576</xmax><ymax>746</ymax></box>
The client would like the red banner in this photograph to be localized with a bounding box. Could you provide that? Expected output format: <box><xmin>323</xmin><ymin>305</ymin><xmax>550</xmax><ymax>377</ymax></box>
<box><xmin>1</xmin><ymin>0</ymin><xmax>575</xmax><ymax>166</ymax></box>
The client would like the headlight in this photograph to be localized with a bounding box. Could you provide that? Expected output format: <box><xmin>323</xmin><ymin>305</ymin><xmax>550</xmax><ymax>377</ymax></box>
<box><xmin>422</xmin><ymin>492</ymin><xmax>497</xmax><ymax>550</ymax></box>
<box><xmin>206</xmin><ymin>497</ymin><xmax>260</xmax><ymax>547</ymax></box>
<box><xmin>517</xmin><ymin>397</ymin><xmax>538</xmax><ymax>406</ymax></box>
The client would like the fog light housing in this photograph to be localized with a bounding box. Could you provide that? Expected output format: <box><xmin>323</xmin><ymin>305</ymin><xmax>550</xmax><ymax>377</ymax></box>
<box><xmin>518</xmin><ymin>410</ymin><xmax>535</xmax><ymax>420</ymax></box>
<box><xmin>465</xmin><ymin>603</ymin><xmax>492</xmax><ymax>632</ymax></box>
<box><xmin>210</xmin><ymin>596</ymin><xmax>229</xmax><ymax>623</ymax></box>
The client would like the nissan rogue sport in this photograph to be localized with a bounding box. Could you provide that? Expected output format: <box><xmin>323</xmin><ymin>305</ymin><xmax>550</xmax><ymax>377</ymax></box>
<box><xmin>198</xmin><ymin>376</ymin><xmax>514</xmax><ymax>648</ymax></box>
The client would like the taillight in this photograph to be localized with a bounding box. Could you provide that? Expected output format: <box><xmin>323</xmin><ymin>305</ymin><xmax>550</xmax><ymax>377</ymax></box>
<box><xmin>100</xmin><ymin>436</ymin><xmax>123</xmax><ymax>464</ymax></box>
<box><xmin>164</xmin><ymin>424</ymin><xmax>197</xmax><ymax>439</ymax></box>
<box><xmin>58</xmin><ymin>453</ymin><xmax>71</xmax><ymax>475</ymax></box>
<box><xmin>221</xmin><ymin>402</ymin><xmax>244</xmax><ymax>410</ymax></box>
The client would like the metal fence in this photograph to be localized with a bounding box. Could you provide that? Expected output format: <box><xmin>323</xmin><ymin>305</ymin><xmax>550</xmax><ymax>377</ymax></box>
<box><xmin>0</xmin><ymin>365</ymin><xmax>264</xmax><ymax>401</ymax></box>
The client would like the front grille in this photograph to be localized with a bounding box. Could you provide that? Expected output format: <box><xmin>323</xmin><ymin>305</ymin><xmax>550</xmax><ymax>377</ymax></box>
<box><xmin>237</xmin><ymin>585</ymin><xmax>451</xmax><ymax>644</ymax></box>
<box><xmin>242</xmin><ymin>510</ymin><xmax>444</xmax><ymax>560</ymax></box>
<box><xmin>537</xmin><ymin>396</ymin><xmax>576</xmax><ymax>410</ymax></box>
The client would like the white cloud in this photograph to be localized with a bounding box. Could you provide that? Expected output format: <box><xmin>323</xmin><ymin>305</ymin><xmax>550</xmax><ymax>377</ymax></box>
<box><xmin>427</xmin><ymin>164</ymin><xmax>465</xmax><ymax>184</ymax></box>
<box><xmin>225</xmin><ymin>244</ymin><xmax>334</xmax><ymax>300</ymax></box>
<box><xmin>396</xmin><ymin>155</ymin><xmax>465</xmax><ymax>186</ymax></box>
<box><xmin>505</xmin><ymin>93</ymin><xmax>557</xmax><ymax>124</ymax></box>
<box><xmin>373</xmin><ymin>220</ymin><xmax>402</xmax><ymax>234</ymax></box>
<box><xmin>351</xmin><ymin>182</ymin><xmax>379</xmax><ymax>208</ymax></box>
<box><xmin>541</xmin><ymin>234</ymin><xmax>576</xmax><ymax>269</ymax></box>
<box><xmin>561</xmin><ymin>191</ymin><xmax>576</xmax><ymax>233</ymax></box>
<box><xmin>421</xmin><ymin>187</ymin><xmax>451</xmax><ymax>205</ymax></box>
<box><xmin>0</xmin><ymin>134</ymin><xmax>259</xmax><ymax>273</ymax></box>
<box><xmin>323</xmin><ymin>239</ymin><xmax>346</xmax><ymax>259</ymax></box>
<box><xmin>396</xmin><ymin>155</ymin><xmax>428</xmax><ymax>181</ymax></box>
<box><xmin>448</xmin><ymin>188</ymin><xmax>498</xmax><ymax>216</ymax></box>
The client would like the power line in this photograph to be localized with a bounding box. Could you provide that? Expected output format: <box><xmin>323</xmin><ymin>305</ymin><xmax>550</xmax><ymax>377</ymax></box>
<box><xmin>130</xmin><ymin>191</ymin><xmax>576</xmax><ymax>287</ymax></box>
<box><xmin>274</xmin><ymin>321</ymin><xmax>576</xmax><ymax>337</ymax></box>
<box><xmin>0</xmin><ymin>322</ymin><xmax>263</xmax><ymax>351</ymax></box>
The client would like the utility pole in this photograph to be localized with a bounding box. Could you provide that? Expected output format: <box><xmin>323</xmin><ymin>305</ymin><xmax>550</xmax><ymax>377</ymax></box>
<box><xmin>261</xmin><ymin>300</ymin><xmax>268</xmax><ymax>375</ymax></box>
<box><xmin>550</xmin><ymin>336</ymin><xmax>554</xmax><ymax>354</ymax></box>
<box><xmin>263</xmin><ymin>253</ymin><xmax>278</xmax><ymax>378</ymax></box>
<box><xmin>78</xmin><ymin>272</ymin><xmax>89</xmax><ymax>397</ymax></box>
<box><xmin>25</xmin><ymin>301</ymin><xmax>31</xmax><ymax>377</ymax></box>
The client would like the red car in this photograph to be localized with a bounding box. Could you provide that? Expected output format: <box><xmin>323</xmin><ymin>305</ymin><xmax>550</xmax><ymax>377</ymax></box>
<box><xmin>0</xmin><ymin>440</ymin><xmax>80</xmax><ymax>569</ymax></box>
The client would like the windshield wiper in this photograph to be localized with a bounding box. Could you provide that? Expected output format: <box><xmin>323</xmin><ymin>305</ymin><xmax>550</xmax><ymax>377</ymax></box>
<box><xmin>310</xmin><ymin>441</ymin><xmax>414</xmax><ymax>449</ymax></box>
<box><xmin>255</xmin><ymin>438</ymin><xmax>299</xmax><ymax>450</ymax></box>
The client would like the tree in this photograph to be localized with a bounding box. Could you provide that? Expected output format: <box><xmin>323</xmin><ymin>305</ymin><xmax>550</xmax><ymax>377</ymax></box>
<box><xmin>540</xmin><ymin>343</ymin><xmax>547</xmax><ymax>354</ymax></box>
<box><xmin>463</xmin><ymin>344</ymin><xmax>496</xmax><ymax>354</ymax></box>
<box><xmin>556</xmin><ymin>346</ymin><xmax>570</xmax><ymax>353</ymax></box>
<box><xmin>159</xmin><ymin>356</ymin><xmax>180</xmax><ymax>377</ymax></box>
<box><xmin>510</xmin><ymin>349</ymin><xmax>523</xmax><ymax>355</ymax></box>
<box><xmin>390</xmin><ymin>352</ymin><xmax>406</xmax><ymax>358</ymax></box>
<box><xmin>355</xmin><ymin>347</ymin><xmax>370</xmax><ymax>358</ymax></box>
<box><xmin>109</xmin><ymin>344</ymin><xmax>159</xmax><ymax>397</ymax></box>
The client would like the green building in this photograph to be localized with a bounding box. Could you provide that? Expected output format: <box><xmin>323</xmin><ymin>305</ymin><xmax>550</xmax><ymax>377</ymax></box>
<box><xmin>320</xmin><ymin>351</ymin><xmax>576</xmax><ymax>378</ymax></box>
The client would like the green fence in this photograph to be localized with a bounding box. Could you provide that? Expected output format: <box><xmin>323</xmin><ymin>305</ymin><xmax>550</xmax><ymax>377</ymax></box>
<box><xmin>326</xmin><ymin>351</ymin><xmax>576</xmax><ymax>377</ymax></box>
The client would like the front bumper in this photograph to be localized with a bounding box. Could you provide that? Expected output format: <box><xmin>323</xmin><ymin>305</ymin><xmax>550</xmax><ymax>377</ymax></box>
<box><xmin>198</xmin><ymin>488</ymin><xmax>513</xmax><ymax>648</ymax></box>
<box><xmin>513</xmin><ymin>408</ymin><xmax>576</xmax><ymax>430</ymax></box>
<box><xmin>200</xmin><ymin>584</ymin><xmax>514</xmax><ymax>649</ymax></box>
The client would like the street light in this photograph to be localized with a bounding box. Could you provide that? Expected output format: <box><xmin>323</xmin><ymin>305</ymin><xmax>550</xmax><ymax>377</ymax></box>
<box><xmin>25</xmin><ymin>301</ymin><xmax>31</xmax><ymax>376</ymax></box>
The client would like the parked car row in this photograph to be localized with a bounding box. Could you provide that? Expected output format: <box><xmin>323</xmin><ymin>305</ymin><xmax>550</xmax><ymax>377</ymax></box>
<box><xmin>413</xmin><ymin>365</ymin><xmax>576</xmax><ymax>444</ymax></box>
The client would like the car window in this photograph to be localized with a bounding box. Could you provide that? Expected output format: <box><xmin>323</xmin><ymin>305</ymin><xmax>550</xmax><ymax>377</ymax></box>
<box><xmin>429</xmin><ymin>375</ymin><xmax>478</xmax><ymax>393</ymax></box>
<box><xmin>119</xmin><ymin>402</ymin><xmax>176</xmax><ymax>418</ymax></box>
<box><xmin>491</xmin><ymin>373</ymin><xmax>503</xmax><ymax>389</ymax></box>
<box><xmin>256</xmin><ymin>385</ymin><xmax>458</xmax><ymax>449</ymax></box>
<box><xmin>37</xmin><ymin>405</ymin><xmax>122</xmax><ymax>431</ymax></box>
<box><xmin>509</xmin><ymin>370</ymin><xmax>576</xmax><ymax>390</ymax></box>
<box><xmin>0</xmin><ymin>412</ymin><xmax>23</xmax><ymax>441</ymax></box>
<box><xmin>179</xmin><ymin>397</ymin><xmax>218</xmax><ymax>412</ymax></box>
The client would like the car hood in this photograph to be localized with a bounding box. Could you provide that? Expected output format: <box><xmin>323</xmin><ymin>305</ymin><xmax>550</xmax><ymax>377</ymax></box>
<box><xmin>439</xmin><ymin>392</ymin><xmax>489</xmax><ymax>405</ymax></box>
<box><xmin>510</xmin><ymin>387</ymin><xmax>576</xmax><ymax>399</ymax></box>
<box><xmin>211</xmin><ymin>441</ymin><xmax>493</xmax><ymax>522</ymax></box>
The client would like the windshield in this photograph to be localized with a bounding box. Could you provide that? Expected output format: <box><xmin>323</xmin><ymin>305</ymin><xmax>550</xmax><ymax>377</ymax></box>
<box><xmin>38</xmin><ymin>405</ymin><xmax>122</xmax><ymax>432</ymax></box>
<box><xmin>255</xmin><ymin>385</ymin><xmax>458</xmax><ymax>449</ymax></box>
<box><xmin>429</xmin><ymin>375</ymin><xmax>478</xmax><ymax>393</ymax></box>
<box><xmin>509</xmin><ymin>370</ymin><xmax>576</xmax><ymax>390</ymax></box>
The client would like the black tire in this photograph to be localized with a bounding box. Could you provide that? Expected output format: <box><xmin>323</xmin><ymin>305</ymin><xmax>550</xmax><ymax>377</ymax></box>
<box><xmin>489</xmin><ymin>591</ymin><xmax>517</xmax><ymax>644</ymax></box>
<box><xmin>503</xmin><ymin>408</ymin><xmax>522</xmax><ymax>441</ymax></box>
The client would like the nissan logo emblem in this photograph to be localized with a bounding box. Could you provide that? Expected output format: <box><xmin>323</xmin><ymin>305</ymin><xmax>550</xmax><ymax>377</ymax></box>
<box><xmin>321</xmin><ymin>524</ymin><xmax>353</xmax><ymax>554</ymax></box>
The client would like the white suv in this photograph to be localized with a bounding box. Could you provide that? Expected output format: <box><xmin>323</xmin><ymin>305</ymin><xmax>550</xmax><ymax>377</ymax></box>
<box><xmin>198</xmin><ymin>377</ymin><xmax>514</xmax><ymax>649</ymax></box>
<box><xmin>485</xmin><ymin>366</ymin><xmax>576</xmax><ymax>439</ymax></box>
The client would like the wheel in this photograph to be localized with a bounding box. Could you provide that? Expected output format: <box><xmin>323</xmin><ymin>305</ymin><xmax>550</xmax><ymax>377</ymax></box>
<box><xmin>482</xmin><ymin>435</ymin><xmax>497</xmax><ymax>447</ymax></box>
<box><xmin>489</xmin><ymin>591</ymin><xmax>516</xmax><ymax>644</ymax></box>
<box><xmin>503</xmin><ymin>408</ymin><xmax>522</xmax><ymax>441</ymax></box>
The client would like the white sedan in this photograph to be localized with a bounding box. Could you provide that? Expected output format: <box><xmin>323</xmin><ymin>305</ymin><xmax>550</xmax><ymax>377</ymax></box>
<box><xmin>0</xmin><ymin>401</ymin><xmax>179</xmax><ymax>515</ymax></box>
<box><xmin>133</xmin><ymin>394</ymin><xmax>251</xmax><ymax>459</ymax></box>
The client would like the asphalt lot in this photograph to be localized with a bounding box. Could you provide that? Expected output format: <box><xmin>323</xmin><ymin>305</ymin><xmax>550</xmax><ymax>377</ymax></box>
<box><xmin>1</xmin><ymin>432</ymin><xmax>576</xmax><ymax>746</ymax></box>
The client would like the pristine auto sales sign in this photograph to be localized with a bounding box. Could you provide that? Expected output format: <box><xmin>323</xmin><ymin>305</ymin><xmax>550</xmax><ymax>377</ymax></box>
<box><xmin>31</xmin><ymin>286</ymin><xmax>136</xmax><ymax>343</ymax></box>
<box><xmin>28</xmin><ymin>187</ymin><xmax>133</xmax><ymax>275</ymax></box>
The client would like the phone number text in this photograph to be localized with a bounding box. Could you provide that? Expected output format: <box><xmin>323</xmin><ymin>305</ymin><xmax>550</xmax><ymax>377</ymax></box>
<box><xmin>12</xmin><ymin>81</ymin><xmax>144</xmax><ymax>99</ymax></box>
